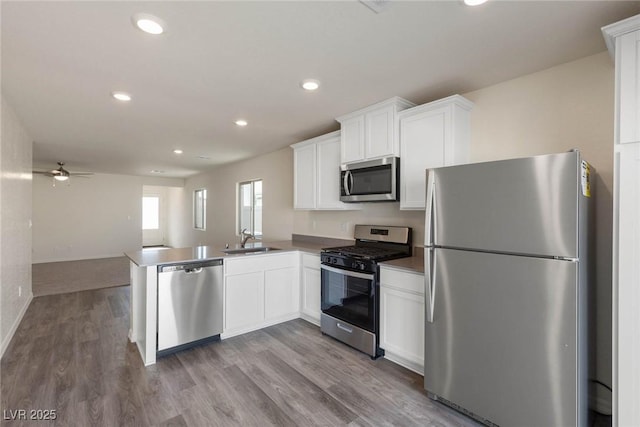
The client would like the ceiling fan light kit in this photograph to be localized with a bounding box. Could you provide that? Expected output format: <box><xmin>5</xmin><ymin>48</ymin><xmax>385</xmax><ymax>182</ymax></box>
<box><xmin>33</xmin><ymin>161</ymin><xmax>93</xmax><ymax>186</ymax></box>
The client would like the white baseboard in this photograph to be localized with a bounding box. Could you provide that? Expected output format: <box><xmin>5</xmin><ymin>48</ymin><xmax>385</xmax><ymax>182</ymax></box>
<box><xmin>1</xmin><ymin>292</ymin><xmax>33</xmax><ymax>358</ymax></box>
<box><xmin>383</xmin><ymin>351</ymin><xmax>424</xmax><ymax>375</ymax></box>
<box><xmin>299</xmin><ymin>313</ymin><xmax>320</xmax><ymax>326</ymax></box>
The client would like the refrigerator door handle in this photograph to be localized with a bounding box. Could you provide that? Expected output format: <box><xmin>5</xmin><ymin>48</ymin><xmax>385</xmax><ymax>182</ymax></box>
<box><xmin>425</xmin><ymin>170</ymin><xmax>436</xmax><ymax>246</ymax></box>
<box><xmin>425</xmin><ymin>247</ymin><xmax>436</xmax><ymax>323</ymax></box>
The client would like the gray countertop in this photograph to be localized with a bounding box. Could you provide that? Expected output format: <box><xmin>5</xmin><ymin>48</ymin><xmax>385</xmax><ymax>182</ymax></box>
<box><xmin>379</xmin><ymin>247</ymin><xmax>425</xmax><ymax>274</ymax></box>
<box><xmin>125</xmin><ymin>236</ymin><xmax>425</xmax><ymax>274</ymax></box>
<box><xmin>125</xmin><ymin>236</ymin><xmax>352</xmax><ymax>267</ymax></box>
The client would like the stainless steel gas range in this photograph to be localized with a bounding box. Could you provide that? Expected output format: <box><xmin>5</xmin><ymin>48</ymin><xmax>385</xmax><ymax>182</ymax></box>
<box><xmin>320</xmin><ymin>225</ymin><xmax>412</xmax><ymax>358</ymax></box>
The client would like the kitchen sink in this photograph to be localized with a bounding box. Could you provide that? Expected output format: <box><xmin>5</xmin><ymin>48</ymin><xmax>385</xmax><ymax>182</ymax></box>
<box><xmin>221</xmin><ymin>247</ymin><xmax>281</xmax><ymax>255</ymax></box>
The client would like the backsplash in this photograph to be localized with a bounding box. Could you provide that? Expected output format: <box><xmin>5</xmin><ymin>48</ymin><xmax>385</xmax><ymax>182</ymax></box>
<box><xmin>293</xmin><ymin>202</ymin><xmax>425</xmax><ymax>246</ymax></box>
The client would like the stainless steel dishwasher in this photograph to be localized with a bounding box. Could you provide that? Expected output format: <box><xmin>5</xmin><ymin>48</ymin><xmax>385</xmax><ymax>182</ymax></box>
<box><xmin>157</xmin><ymin>259</ymin><xmax>223</xmax><ymax>355</ymax></box>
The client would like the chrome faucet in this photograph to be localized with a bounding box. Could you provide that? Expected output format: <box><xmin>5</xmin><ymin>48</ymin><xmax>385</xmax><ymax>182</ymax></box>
<box><xmin>240</xmin><ymin>228</ymin><xmax>255</xmax><ymax>248</ymax></box>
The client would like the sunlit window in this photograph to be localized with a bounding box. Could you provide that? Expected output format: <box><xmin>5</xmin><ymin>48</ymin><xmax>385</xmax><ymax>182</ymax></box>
<box><xmin>238</xmin><ymin>179</ymin><xmax>262</xmax><ymax>238</ymax></box>
<box><xmin>194</xmin><ymin>189</ymin><xmax>206</xmax><ymax>230</ymax></box>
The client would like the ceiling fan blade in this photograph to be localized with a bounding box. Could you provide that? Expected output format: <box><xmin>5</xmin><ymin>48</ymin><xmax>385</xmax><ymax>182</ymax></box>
<box><xmin>32</xmin><ymin>171</ymin><xmax>55</xmax><ymax>177</ymax></box>
<box><xmin>68</xmin><ymin>172</ymin><xmax>94</xmax><ymax>176</ymax></box>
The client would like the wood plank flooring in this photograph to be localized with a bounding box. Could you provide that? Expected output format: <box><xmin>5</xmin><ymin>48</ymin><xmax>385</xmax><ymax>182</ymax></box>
<box><xmin>1</xmin><ymin>286</ymin><xmax>479</xmax><ymax>427</ymax></box>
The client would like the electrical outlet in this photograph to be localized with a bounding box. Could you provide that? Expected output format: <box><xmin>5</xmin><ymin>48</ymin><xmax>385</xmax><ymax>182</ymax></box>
<box><xmin>18</xmin><ymin>286</ymin><xmax>22</xmax><ymax>297</ymax></box>
<box><xmin>341</xmin><ymin>222</ymin><xmax>348</xmax><ymax>232</ymax></box>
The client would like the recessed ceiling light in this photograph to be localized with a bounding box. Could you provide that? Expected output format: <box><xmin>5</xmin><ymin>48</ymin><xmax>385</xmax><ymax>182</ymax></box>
<box><xmin>235</xmin><ymin>119</ymin><xmax>248</xmax><ymax>127</ymax></box>
<box><xmin>173</xmin><ymin>149</ymin><xmax>183</xmax><ymax>154</ymax></box>
<box><xmin>132</xmin><ymin>13</ymin><xmax>165</xmax><ymax>35</ymax></box>
<box><xmin>301</xmin><ymin>79</ymin><xmax>320</xmax><ymax>91</ymax></box>
<box><xmin>463</xmin><ymin>0</ymin><xmax>487</xmax><ymax>6</ymax></box>
<box><xmin>112</xmin><ymin>91</ymin><xmax>131</xmax><ymax>102</ymax></box>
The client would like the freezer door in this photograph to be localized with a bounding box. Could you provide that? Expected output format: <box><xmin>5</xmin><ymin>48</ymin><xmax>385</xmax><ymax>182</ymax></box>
<box><xmin>428</xmin><ymin>151</ymin><xmax>582</xmax><ymax>258</ymax></box>
<box><xmin>424</xmin><ymin>248</ymin><xmax>584</xmax><ymax>426</ymax></box>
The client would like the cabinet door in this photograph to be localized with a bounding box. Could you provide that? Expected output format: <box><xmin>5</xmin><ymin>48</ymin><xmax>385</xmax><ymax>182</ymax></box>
<box><xmin>301</xmin><ymin>266</ymin><xmax>321</xmax><ymax>321</ymax></box>
<box><xmin>264</xmin><ymin>267</ymin><xmax>298</xmax><ymax>321</ymax></box>
<box><xmin>224</xmin><ymin>272</ymin><xmax>264</xmax><ymax>332</ymax></box>
<box><xmin>293</xmin><ymin>143</ymin><xmax>316</xmax><ymax>209</ymax></box>
<box><xmin>317</xmin><ymin>136</ymin><xmax>344</xmax><ymax>209</ymax></box>
<box><xmin>399</xmin><ymin>108</ymin><xmax>447</xmax><ymax>210</ymax></box>
<box><xmin>618</xmin><ymin>30</ymin><xmax>640</xmax><ymax>144</ymax></box>
<box><xmin>341</xmin><ymin>116</ymin><xmax>365</xmax><ymax>163</ymax></box>
<box><xmin>366</xmin><ymin>107</ymin><xmax>395</xmax><ymax>159</ymax></box>
<box><xmin>380</xmin><ymin>286</ymin><xmax>425</xmax><ymax>373</ymax></box>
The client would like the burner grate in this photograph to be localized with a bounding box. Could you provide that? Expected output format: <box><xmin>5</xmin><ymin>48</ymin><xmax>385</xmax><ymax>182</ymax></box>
<box><xmin>322</xmin><ymin>245</ymin><xmax>406</xmax><ymax>260</ymax></box>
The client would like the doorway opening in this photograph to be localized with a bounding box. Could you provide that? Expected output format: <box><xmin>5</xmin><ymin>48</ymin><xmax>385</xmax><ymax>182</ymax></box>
<box><xmin>142</xmin><ymin>187</ymin><xmax>167</xmax><ymax>248</ymax></box>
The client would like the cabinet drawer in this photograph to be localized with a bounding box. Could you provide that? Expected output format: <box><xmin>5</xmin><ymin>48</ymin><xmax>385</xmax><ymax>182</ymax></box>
<box><xmin>225</xmin><ymin>252</ymin><xmax>297</xmax><ymax>275</ymax></box>
<box><xmin>379</xmin><ymin>267</ymin><xmax>424</xmax><ymax>295</ymax></box>
<box><xmin>301</xmin><ymin>253</ymin><xmax>320</xmax><ymax>269</ymax></box>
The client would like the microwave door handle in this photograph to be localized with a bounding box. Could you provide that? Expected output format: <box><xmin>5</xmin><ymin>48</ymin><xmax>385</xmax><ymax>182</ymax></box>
<box><xmin>348</xmin><ymin>171</ymin><xmax>354</xmax><ymax>194</ymax></box>
<box><xmin>343</xmin><ymin>170</ymin><xmax>352</xmax><ymax>196</ymax></box>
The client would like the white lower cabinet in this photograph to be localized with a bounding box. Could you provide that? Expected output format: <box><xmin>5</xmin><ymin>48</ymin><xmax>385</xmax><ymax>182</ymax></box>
<box><xmin>225</xmin><ymin>272</ymin><xmax>264</xmax><ymax>332</ymax></box>
<box><xmin>379</xmin><ymin>266</ymin><xmax>425</xmax><ymax>374</ymax></box>
<box><xmin>300</xmin><ymin>253</ymin><xmax>321</xmax><ymax>325</ymax></box>
<box><xmin>265</xmin><ymin>267</ymin><xmax>298</xmax><ymax>321</ymax></box>
<box><xmin>223</xmin><ymin>252</ymin><xmax>300</xmax><ymax>338</ymax></box>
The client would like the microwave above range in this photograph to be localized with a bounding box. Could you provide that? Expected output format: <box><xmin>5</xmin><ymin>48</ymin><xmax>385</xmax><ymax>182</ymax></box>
<box><xmin>340</xmin><ymin>156</ymin><xmax>399</xmax><ymax>203</ymax></box>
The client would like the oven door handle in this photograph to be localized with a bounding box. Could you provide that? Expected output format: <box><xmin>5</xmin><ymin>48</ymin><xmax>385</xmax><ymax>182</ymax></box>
<box><xmin>321</xmin><ymin>264</ymin><xmax>374</xmax><ymax>281</ymax></box>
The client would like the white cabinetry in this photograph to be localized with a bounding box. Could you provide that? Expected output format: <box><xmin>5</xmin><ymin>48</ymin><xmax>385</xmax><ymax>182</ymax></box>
<box><xmin>337</xmin><ymin>97</ymin><xmax>415</xmax><ymax>164</ymax></box>
<box><xmin>379</xmin><ymin>265</ymin><xmax>425</xmax><ymax>374</ymax></box>
<box><xmin>223</xmin><ymin>252</ymin><xmax>299</xmax><ymax>338</ymax></box>
<box><xmin>399</xmin><ymin>95</ymin><xmax>473</xmax><ymax>210</ymax></box>
<box><xmin>225</xmin><ymin>272</ymin><xmax>264</xmax><ymax>332</ymax></box>
<box><xmin>291</xmin><ymin>131</ymin><xmax>359</xmax><ymax>210</ymax></box>
<box><xmin>300</xmin><ymin>253</ymin><xmax>321</xmax><ymax>325</ymax></box>
<box><xmin>603</xmin><ymin>15</ymin><xmax>640</xmax><ymax>426</ymax></box>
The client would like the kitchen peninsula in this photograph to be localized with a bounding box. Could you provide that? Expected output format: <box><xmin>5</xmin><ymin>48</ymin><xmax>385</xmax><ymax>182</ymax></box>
<box><xmin>125</xmin><ymin>238</ymin><xmax>350</xmax><ymax>365</ymax></box>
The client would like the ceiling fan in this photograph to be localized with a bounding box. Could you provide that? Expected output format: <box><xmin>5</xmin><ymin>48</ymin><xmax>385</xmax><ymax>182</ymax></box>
<box><xmin>32</xmin><ymin>162</ymin><xmax>93</xmax><ymax>184</ymax></box>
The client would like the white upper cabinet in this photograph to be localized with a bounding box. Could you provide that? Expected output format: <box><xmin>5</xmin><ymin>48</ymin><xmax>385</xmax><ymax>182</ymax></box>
<box><xmin>291</xmin><ymin>131</ymin><xmax>360</xmax><ymax>210</ymax></box>
<box><xmin>399</xmin><ymin>95</ymin><xmax>473</xmax><ymax>210</ymax></box>
<box><xmin>604</xmin><ymin>16</ymin><xmax>640</xmax><ymax>145</ymax></box>
<box><xmin>337</xmin><ymin>97</ymin><xmax>415</xmax><ymax>164</ymax></box>
<box><xmin>292</xmin><ymin>142</ymin><xmax>316</xmax><ymax>209</ymax></box>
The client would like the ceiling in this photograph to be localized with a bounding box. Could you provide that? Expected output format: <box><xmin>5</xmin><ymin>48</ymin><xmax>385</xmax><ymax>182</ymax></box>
<box><xmin>3</xmin><ymin>1</ymin><xmax>640</xmax><ymax>179</ymax></box>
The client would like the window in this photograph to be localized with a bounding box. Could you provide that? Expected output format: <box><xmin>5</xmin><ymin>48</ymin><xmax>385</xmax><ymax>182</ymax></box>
<box><xmin>194</xmin><ymin>189</ymin><xmax>206</xmax><ymax>230</ymax></box>
<box><xmin>238</xmin><ymin>179</ymin><xmax>262</xmax><ymax>238</ymax></box>
<box><xmin>142</xmin><ymin>196</ymin><xmax>160</xmax><ymax>230</ymax></box>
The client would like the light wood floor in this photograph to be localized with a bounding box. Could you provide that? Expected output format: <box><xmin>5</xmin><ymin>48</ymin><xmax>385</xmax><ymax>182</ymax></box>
<box><xmin>1</xmin><ymin>286</ymin><xmax>480</xmax><ymax>426</ymax></box>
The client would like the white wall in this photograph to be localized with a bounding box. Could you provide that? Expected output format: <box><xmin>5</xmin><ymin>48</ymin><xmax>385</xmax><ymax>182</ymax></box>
<box><xmin>1</xmin><ymin>96</ymin><xmax>33</xmax><ymax>356</ymax></box>
<box><xmin>32</xmin><ymin>174</ymin><xmax>183</xmax><ymax>263</ymax></box>
<box><xmin>166</xmin><ymin>147</ymin><xmax>294</xmax><ymax>249</ymax></box>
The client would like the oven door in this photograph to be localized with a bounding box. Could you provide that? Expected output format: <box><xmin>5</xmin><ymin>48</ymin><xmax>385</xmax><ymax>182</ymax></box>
<box><xmin>320</xmin><ymin>264</ymin><xmax>375</xmax><ymax>332</ymax></box>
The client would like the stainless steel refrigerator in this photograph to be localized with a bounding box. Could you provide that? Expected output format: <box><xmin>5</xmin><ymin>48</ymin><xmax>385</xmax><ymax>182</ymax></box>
<box><xmin>423</xmin><ymin>151</ymin><xmax>592</xmax><ymax>426</ymax></box>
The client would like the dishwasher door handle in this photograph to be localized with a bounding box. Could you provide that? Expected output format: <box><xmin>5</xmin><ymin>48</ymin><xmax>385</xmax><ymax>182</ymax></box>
<box><xmin>184</xmin><ymin>267</ymin><xmax>203</xmax><ymax>274</ymax></box>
